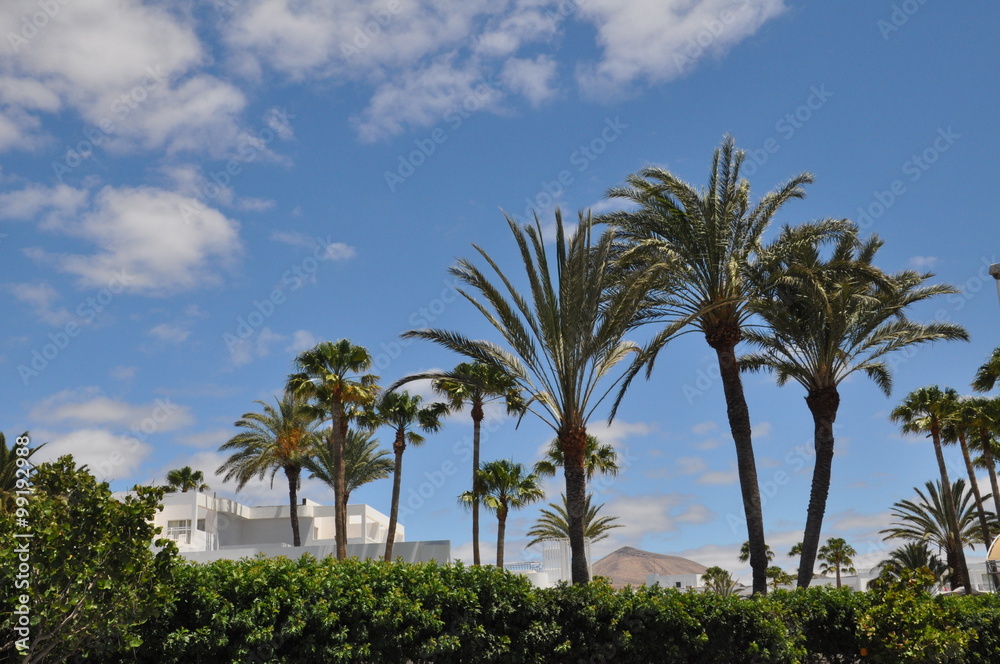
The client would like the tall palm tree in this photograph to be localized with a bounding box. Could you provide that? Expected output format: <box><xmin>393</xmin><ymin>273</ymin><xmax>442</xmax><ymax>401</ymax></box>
<box><xmin>881</xmin><ymin>479</ymin><xmax>995</xmax><ymax>590</ymax></box>
<box><xmin>602</xmin><ymin>135</ymin><xmax>836</xmax><ymax>593</ymax></box>
<box><xmin>533</xmin><ymin>435</ymin><xmax>619</xmax><ymax>481</ymax></box>
<box><xmin>973</xmin><ymin>347</ymin><xmax>1000</xmax><ymax>393</ymax></box>
<box><xmin>525</xmin><ymin>493</ymin><xmax>622</xmax><ymax>547</ymax></box>
<box><xmin>362</xmin><ymin>390</ymin><xmax>447</xmax><ymax>561</ymax></box>
<box><xmin>389</xmin><ymin>361</ymin><xmax>523</xmax><ymax>566</ymax></box>
<box><xmin>164</xmin><ymin>466</ymin><xmax>210</xmax><ymax>493</ymax></box>
<box><xmin>403</xmin><ymin>211</ymin><xmax>648</xmax><ymax>584</ymax></box>
<box><xmin>876</xmin><ymin>541</ymin><xmax>949</xmax><ymax>586</ymax></box>
<box><xmin>891</xmin><ymin>386</ymin><xmax>972</xmax><ymax>592</ymax></box>
<box><xmin>942</xmin><ymin>397</ymin><xmax>993</xmax><ymax>547</ymax></box>
<box><xmin>303</xmin><ymin>428</ymin><xmax>393</xmax><ymax>504</ymax></box>
<box><xmin>287</xmin><ymin>340</ymin><xmax>380</xmax><ymax>559</ymax></box>
<box><xmin>217</xmin><ymin>391</ymin><xmax>317</xmax><ymax>547</ymax></box>
<box><xmin>741</xmin><ymin>227</ymin><xmax>967</xmax><ymax>587</ymax></box>
<box><xmin>460</xmin><ymin>459</ymin><xmax>543</xmax><ymax>568</ymax></box>
<box><xmin>817</xmin><ymin>537</ymin><xmax>857</xmax><ymax>588</ymax></box>
<box><xmin>965</xmin><ymin>396</ymin><xmax>1000</xmax><ymax>518</ymax></box>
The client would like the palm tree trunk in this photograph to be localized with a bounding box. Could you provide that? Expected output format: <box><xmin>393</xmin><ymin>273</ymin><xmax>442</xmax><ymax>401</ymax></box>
<box><xmin>835</xmin><ymin>563</ymin><xmax>841</xmax><ymax>588</ymax></box>
<box><xmin>932</xmin><ymin>429</ymin><xmax>971</xmax><ymax>593</ymax></box>
<box><xmin>958</xmin><ymin>432</ymin><xmax>991</xmax><ymax>546</ymax></box>
<box><xmin>798</xmin><ymin>386</ymin><xmax>839</xmax><ymax>588</ymax></box>
<box><xmin>331</xmin><ymin>398</ymin><xmax>348</xmax><ymax>560</ymax></box>
<box><xmin>472</xmin><ymin>403</ymin><xmax>483</xmax><ymax>566</ymax></box>
<box><xmin>562</xmin><ymin>424</ymin><xmax>590</xmax><ymax>584</ymax></box>
<box><xmin>287</xmin><ymin>465</ymin><xmax>301</xmax><ymax>547</ymax></box>
<box><xmin>384</xmin><ymin>432</ymin><xmax>405</xmax><ymax>562</ymax></box>
<box><xmin>712</xmin><ymin>339</ymin><xmax>768</xmax><ymax>595</ymax></box>
<box><xmin>496</xmin><ymin>507</ymin><xmax>507</xmax><ymax>569</ymax></box>
<box><xmin>980</xmin><ymin>429</ymin><xmax>1000</xmax><ymax>521</ymax></box>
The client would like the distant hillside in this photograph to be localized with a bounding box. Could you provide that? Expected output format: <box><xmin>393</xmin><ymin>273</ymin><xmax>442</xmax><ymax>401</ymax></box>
<box><xmin>592</xmin><ymin>546</ymin><xmax>708</xmax><ymax>588</ymax></box>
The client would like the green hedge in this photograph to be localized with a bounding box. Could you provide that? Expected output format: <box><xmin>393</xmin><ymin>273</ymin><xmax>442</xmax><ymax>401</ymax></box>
<box><xmin>88</xmin><ymin>557</ymin><xmax>1000</xmax><ymax>664</ymax></box>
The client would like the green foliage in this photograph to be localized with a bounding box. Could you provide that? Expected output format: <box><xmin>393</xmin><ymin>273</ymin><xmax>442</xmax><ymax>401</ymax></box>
<box><xmin>860</xmin><ymin>568</ymin><xmax>973</xmax><ymax>663</ymax></box>
<box><xmin>769</xmin><ymin>586</ymin><xmax>869</xmax><ymax>664</ymax></box>
<box><xmin>0</xmin><ymin>456</ymin><xmax>177</xmax><ymax>663</ymax></box>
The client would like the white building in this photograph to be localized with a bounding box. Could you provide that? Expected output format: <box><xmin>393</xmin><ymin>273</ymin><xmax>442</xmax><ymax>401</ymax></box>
<box><xmin>122</xmin><ymin>489</ymin><xmax>450</xmax><ymax>564</ymax></box>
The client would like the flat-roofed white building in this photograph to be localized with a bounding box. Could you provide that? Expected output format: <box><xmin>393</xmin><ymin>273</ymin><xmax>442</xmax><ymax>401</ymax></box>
<box><xmin>119</xmin><ymin>489</ymin><xmax>450</xmax><ymax>564</ymax></box>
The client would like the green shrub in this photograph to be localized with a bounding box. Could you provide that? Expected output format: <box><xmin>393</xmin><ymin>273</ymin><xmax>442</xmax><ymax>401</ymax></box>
<box><xmin>943</xmin><ymin>592</ymin><xmax>1000</xmax><ymax>664</ymax></box>
<box><xmin>767</xmin><ymin>586</ymin><xmax>868</xmax><ymax>663</ymax></box>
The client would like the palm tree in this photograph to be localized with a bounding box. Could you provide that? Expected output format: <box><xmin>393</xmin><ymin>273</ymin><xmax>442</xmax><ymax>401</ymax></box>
<box><xmin>525</xmin><ymin>493</ymin><xmax>622</xmax><ymax>547</ymax></box>
<box><xmin>880</xmin><ymin>479</ymin><xmax>994</xmax><ymax>591</ymax></box>
<box><xmin>966</xmin><ymin>396</ymin><xmax>1000</xmax><ymax>518</ymax></box>
<box><xmin>461</xmin><ymin>459</ymin><xmax>543</xmax><ymax>568</ymax></box>
<box><xmin>164</xmin><ymin>466</ymin><xmax>210</xmax><ymax>493</ymax></box>
<box><xmin>701</xmin><ymin>566</ymin><xmax>740</xmax><ymax>596</ymax></box>
<box><xmin>738</xmin><ymin>541</ymin><xmax>774</xmax><ymax>564</ymax></box>
<box><xmin>602</xmin><ymin>135</ymin><xmax>835</xmax><ymax>594</ymax></box>
<box><xmin>303</xmin><ymin>428</ymin><xmax>393</xmax><ymax>504</ymax></box>
<box><xmin>891</xmin><ymin>386</ymin><xmax>972</xmax><ymax>592</ymax></box>
<box><xmin>287</xmin><ymin>339</ymin><xmax>380</xmax><ymax>559</ymax></box>
<box><xmin>362</xmin><ymin>390</ymin><xmax>447</xmax><ymax>561</ymax></box>
<box><xmin>817</xmin><ymin>537</ymin><xmax>857</xmax><ymax>588</ymax></box>
<box><xmin>942</xmin><ymin>397</ymin><xmax>993</xmax><ymax>547</ymax></box>
<box><xmin>217</xmin><ymin>391</ymin><xmax>317</xmax><ymax>546</ymax></box>
<box><xmin>876</xmin><ymin>541</ymin><xmax>948</xmax><ymax>586</ymax></box>
<box><xmin>741</xmin><ymin>227</ymin><xmax>967</xmax><ymax>587</ymax></box>
<box><xmin>766</xmin><ymin>566</ymin><xmax>794</xmax><ymax>591</ymax></box>
<box><xmin>402</xmin><ymin>211</ymin><xmax>647</xmax><ymax>584</ymax></box>
<box><xmin>533</xmin><ymin>435</ymin><xmax>619</xmax><ymax>480</ymax></box>
<box><xmin>389</xmin><ymin>361</ymin><xmax>523</xmax><ymax>566</ymax></box>
<box><xmin>973</xmin><ymin>347</ymin><xmax>1000</xmax><ymax>393</ymax></box>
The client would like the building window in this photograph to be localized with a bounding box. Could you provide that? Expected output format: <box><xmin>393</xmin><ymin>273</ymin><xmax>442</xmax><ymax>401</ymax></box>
<box><xmin>675</xmin><ymin>582</ymin><xmax>682</xmax><ymax>588</ymax></box>
<box><xmin>166</xmin><ymin>519</ymin><xmax>192</xmax><ymax>543</ymax></box>
<box><xmin>197</xmin><ymin>519</ymin><xmax>206</xmax><ymax>531</ymax></box>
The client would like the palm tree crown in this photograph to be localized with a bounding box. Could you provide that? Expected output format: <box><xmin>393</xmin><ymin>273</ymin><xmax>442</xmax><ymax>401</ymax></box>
<box><xmin>525</xmin><ymin>493</ymin><xmax>622</xmax><ymax>548</ymax></box>
<box><xmin>973</xmin><ymin>347</ymin><xmax>1000</xmax><ymax>393</ymax></box>
<box><xmin>533</xmin><ymin>435</ymin><xmax>619</xmax><ymax>481</ymax></box>
<box><xmin>403</xmin><ymin>210</ymin><xmax>647</xmax><ymax>584</ymax></box>
<box><xmin>817</xmin><ymin>537</ymin><xmax>857</xmax><ymax>588</ymax></box>
<box><xmin>164</xmin><ymin>466</ymin><xmax>210</xmax><ymax>493</ymax></box>
<box><xmin>217</xmin><ymin>391</ymin><xmax>317</xmax><ymax>546</ymax></box>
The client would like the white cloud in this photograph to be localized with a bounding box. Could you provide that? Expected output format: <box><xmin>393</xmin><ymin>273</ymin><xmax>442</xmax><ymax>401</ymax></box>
<box><xmin>0</xmin><ymin>0</ymin><xmax>255</xmax><ymax>157</ymax></box>
<box><xmin>32</xmin><ymin>428</ymin><xmax>152</xmax><ymax>480</ymax></box>
<box><xmin>148</xmin><ymin>322</ymin><xmax>191</xmax><ymax>343</ymax></box>
<box><xmin>0</xmin><ymin>183</ymin><xmax>87</xmax><ymax>224</ymax></box>
<box><xmin>286</xmin><ymin>329</ymin><xmax>318</xmax><ymax>354</ymax></box>
<box><xmin>24</xmin><ymin>185</ymin><xmax>241</xmax><ymax>295</ymax></box>
<box><xmin>501</xmin><ymin>55</ymin><xmax>558</xmax><ymax>106</ymax></box>
<box><xmin>110</xmin><ymin>365</ymin><xmax>138</xmax><ymax>381</ymax></box>
<box><xmin>697</xmin><ymin>463</ymin><xmax>739</xmax><ymax>485</ymax></box>
<box><xmin>3</xmin><ymin>282</ymin><xmax>73</xmax><ymax>326</ymax></box>
<box><xmin>353</xmin><ymin>57</ymin><xmax>503</xmax><ymax>142</ymax></box>
<box><xmin>603</xmin><ymin>492</ymin><xmax>716</xmax><ymax>545</ymax></box>
<box><xmin>677</xmin><ymin>456</ymin><xmax>708</xmax><ymax>475</ymax></box>
<box><xmin>691</xmin><ymin>421</ymin><xmax>718</xmax><ymax>435</ymax></box>
<box><xmin>909</xmin><ymin>255</ymin><xmax>938</xmax><ymax>269</ymax></box>
<box><xmin>178</xmin><ymin>429</ymin><xmax>234</xmax><ymax>449</ymax></box>
<box><xmin>576</xmin><ymin>0</ymin><xmax>787</xmax><ymax>94</ymax></box>
<box><xmin>30</xmin><ymin>388</ymin><xmax>194</xmax><ymax>432</ymax></box>
<box><xmin>752</xmin><ymin>421</ymin><xmax>772</xmax><ymax>438</ymax></box>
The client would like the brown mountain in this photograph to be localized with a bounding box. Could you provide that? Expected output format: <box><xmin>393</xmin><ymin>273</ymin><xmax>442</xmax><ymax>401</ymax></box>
<box><xmin>592</xmin><ymin>546</ymin><xmax>708</xmax><ymax>588</ymax></box>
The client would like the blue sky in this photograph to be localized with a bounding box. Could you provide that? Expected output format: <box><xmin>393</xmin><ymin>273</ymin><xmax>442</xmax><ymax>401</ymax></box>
<box><xmin>2</xmin><ymin>0</ymin><xmax>999</xmax><ymax>581</ymax></box>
